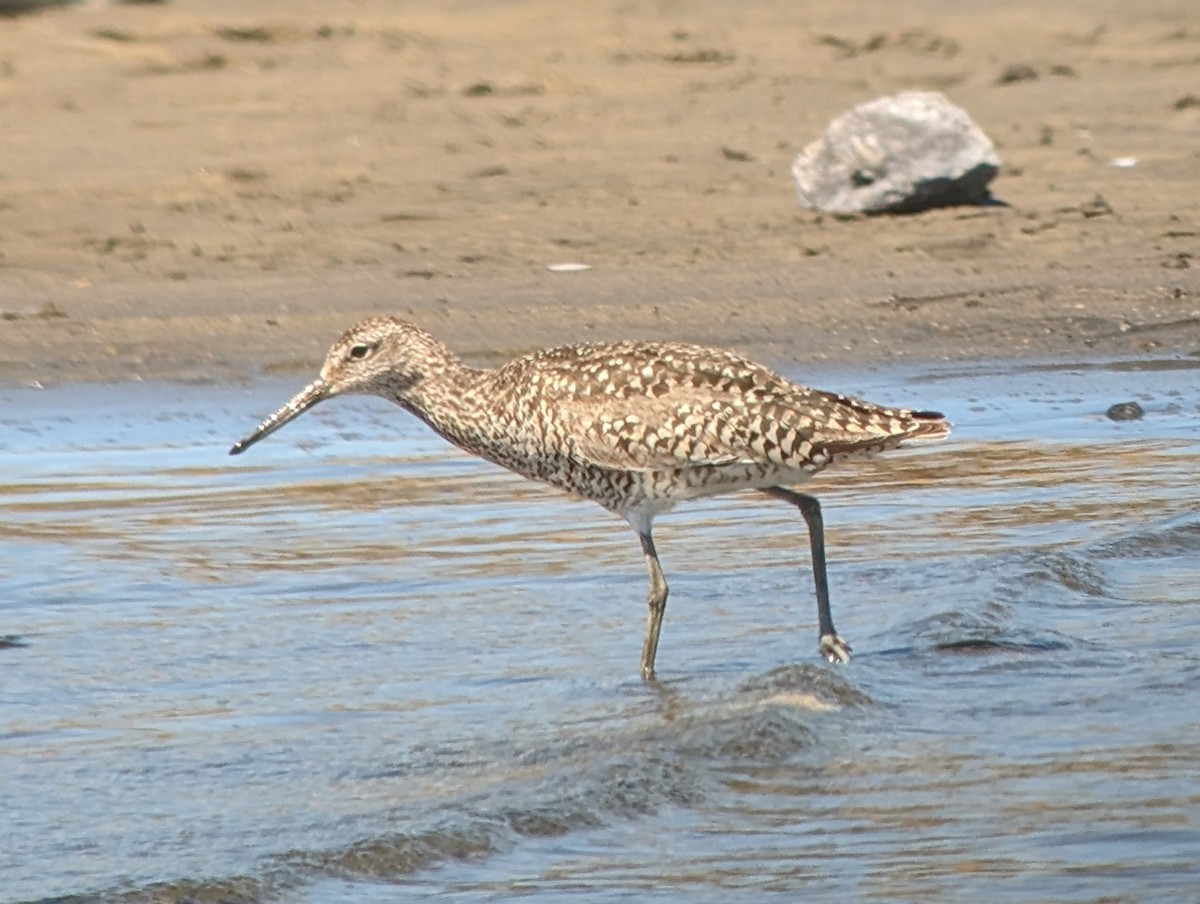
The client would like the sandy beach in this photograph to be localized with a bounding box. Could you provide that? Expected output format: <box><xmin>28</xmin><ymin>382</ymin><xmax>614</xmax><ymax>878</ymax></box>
<box><xmin>1</xmin><ymin>0</ymin><xmax>1197</xmax><ymax>385</ymax></box>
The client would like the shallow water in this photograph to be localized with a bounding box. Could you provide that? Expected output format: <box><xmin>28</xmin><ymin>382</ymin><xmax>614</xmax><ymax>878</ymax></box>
<box><xmin>2</xmin><ymin>359</ymin><xmax>1199</xmax><ymax>903</ymax></box>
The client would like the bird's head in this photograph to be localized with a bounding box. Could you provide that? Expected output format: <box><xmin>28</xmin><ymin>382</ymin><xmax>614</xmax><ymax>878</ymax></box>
<box><xmin>229</xmin><ymin>317</ymin><xmax>439</xmax><ymax>455</ymax></box>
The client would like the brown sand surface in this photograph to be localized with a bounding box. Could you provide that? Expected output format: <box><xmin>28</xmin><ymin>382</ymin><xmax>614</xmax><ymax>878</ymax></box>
<box><xmin>0</xmin><ymin>0</ymin><xmax>1197</xmax><ymax>386</ymax></box>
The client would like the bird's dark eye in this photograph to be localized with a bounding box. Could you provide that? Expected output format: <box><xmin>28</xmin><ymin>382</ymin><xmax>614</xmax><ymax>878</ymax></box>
<box><xmin>348</xmin><ymin>343</ymin><xmax>374</xmax><ymax>361</ymax></box>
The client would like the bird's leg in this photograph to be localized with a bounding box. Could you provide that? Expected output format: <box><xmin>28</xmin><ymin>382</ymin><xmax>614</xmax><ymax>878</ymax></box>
<box><xmin>762</xmin><ymin>487</ymin><xmax>852</xmax><ymax>664</ymax></box>
<box><xmin>638</xmin><ymin>531</ymin><xmax>669</xmax><ymax>681</ymax></box>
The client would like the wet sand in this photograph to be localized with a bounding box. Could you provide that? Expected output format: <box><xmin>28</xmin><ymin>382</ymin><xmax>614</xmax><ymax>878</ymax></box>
<box><xmin>1</xmin><ymin>0</ymin><xmax>1198</xmax><ymax>385</ymax></box>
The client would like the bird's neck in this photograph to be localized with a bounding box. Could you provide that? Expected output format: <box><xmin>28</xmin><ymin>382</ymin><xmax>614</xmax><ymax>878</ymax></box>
<box><xmin>391</xmin><ymin>344</ymin><xmax>495</xmax><ymax>454</ymax></box>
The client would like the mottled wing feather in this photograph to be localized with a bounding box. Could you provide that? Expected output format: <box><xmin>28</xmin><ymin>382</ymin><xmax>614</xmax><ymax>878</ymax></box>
<box><xmin>563</xmin><ymin>392</ymin><xmax>777</xmax><ymax>470</ymax></box>
<box><xmin>503</xmin><ymin>341</ymin><xmax>920</xmax><ymax>472</ymax></box>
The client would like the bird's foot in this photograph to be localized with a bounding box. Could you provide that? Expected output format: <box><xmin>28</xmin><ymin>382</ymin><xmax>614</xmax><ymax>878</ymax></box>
<box><xmin>819</xmin><ymin>633</ymin><xmax>852</xmax><ymax>664</ymax></box>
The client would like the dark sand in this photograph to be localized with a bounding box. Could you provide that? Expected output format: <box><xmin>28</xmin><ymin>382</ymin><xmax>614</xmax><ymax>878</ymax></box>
<box><xmin>1</xmin><ymin>0</ymin><xmax>1197</xmax><ymax>385</ymax></box>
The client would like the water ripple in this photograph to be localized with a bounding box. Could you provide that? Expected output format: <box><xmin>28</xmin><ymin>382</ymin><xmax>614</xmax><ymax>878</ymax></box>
<box><xmin>4</xmin><ymin>361</ymin><xmax>1200</xmax><ymax>903</ymax></box>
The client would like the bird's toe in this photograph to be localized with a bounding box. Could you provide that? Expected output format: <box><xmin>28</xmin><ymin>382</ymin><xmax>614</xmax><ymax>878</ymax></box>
<box><xmin>820</xmin><ymin>633</ymin><xmax>852</xmax><ymax>664</ymax></box>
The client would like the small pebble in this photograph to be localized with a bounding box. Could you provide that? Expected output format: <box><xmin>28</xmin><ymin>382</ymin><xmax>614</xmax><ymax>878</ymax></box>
<box><xmin>1106</xmin><ymin>401</ymin><xmax>1144</xmax><ymax>421</ymax></box>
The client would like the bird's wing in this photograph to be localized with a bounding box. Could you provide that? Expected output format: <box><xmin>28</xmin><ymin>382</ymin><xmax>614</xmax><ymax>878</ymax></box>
<box><xmin>500</xmin><ymin>341</ymin><xmax>915</xmax><ymax>472</ymax></box>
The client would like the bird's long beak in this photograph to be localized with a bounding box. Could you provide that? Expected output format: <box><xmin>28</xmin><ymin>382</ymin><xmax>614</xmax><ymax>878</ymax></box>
<box><xmin>229</xmin><ymin>378</ymin><xmax>332</xmax><ymax>455</ymax></box>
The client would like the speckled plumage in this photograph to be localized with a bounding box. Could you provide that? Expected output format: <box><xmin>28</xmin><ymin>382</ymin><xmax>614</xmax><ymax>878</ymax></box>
<box><xmin>231</xmin><ymin>316</ymin><xmax>949</xmax><ymax>679</ymax></box>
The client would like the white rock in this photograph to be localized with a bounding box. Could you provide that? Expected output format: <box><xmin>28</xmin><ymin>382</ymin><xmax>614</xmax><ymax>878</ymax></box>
<box><xmin>791</xmin><ymin>91</ymin><xmax>1000</xmax><ymax>214</ymax></box>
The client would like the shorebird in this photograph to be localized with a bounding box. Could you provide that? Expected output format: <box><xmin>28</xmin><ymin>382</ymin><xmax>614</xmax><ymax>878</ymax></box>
<box><xmin>231</xmin><ymin>317</ymin><xmax>949</xmax><ymax>679</ymax></box>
